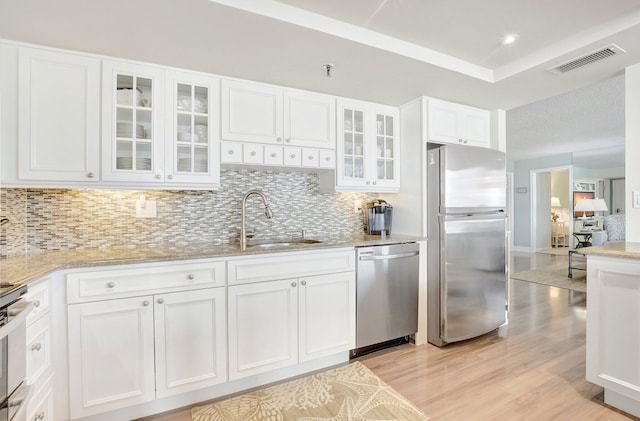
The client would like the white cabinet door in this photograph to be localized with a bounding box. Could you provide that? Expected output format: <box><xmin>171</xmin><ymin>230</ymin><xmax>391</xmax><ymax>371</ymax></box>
<box><xmin>68</xmin><ymin>296</ymin><xmax>155</xmax><ymax>419</ymax></box>
<box><xmin>299</xmin><ymin>272</ymin><xmax>355</xmax><ymax>362</ymax></box>
<box><xmin>462</xmin><ymin>107</ymin><xmax>490</xmax><ymax>147</ymax></box>
<box><xmin>102</xmin><ymin>60</ymin><xmax>165</xmax><ymax>182</ymax></box>
<box><xmin>221</xmin><ymin>80</ymin><xmax>283</xmax><ymax>144</ymax></box>
<box><xmin>228</xmin><ymin>279</ymin><xmax>298</xmax><ymax>380</ymax></box>
<box><xmin>18</xmin><ymin>47</ymin><xmax>100</xmax><ymax>182</ymax></box>
<box><xmin>154</xmin><ymin>288</ymin><xmax>227</xmax><ymax>398</ymax></box>
<box><xmin>284</xmin><ymin>90</ymin><xmax>335</xmax><ymax>149</ymax></box>
<box><xmin>428</xmin><ymin>98</ymin><xmax>490</xmax><ymax>148</ymax></box>
<box><xmin>164</xmin><ymin>71</ymin><xmax>220</xmax><ymax>186</ymax></box>
<box><xmin>26</xmin><ymin>312</ymin><xmax>51</xmax><ymax>386</ymax></box>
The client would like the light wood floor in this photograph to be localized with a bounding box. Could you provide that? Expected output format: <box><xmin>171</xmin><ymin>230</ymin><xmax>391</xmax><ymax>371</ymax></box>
<box><xmin>139</xmin><ymin>252</ymin><xmax>638</xmax><ymax>420</ymax></box>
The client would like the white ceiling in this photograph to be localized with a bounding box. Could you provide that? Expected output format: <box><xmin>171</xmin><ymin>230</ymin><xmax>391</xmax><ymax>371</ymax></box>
<box><xmin>0</xmin><ymin>0</ymin><xmax>635</xmax><ymax>167</ymax></box>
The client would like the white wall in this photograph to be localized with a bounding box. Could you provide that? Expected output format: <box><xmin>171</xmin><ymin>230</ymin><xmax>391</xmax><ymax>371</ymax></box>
<box><xmin>626</xmin><ymin>63</ymin><xmax>640</xmax><ymax>241</ymax></box>
<box><xmin>536</xmin><ymin>172</ymin><xmax>551</xmax><ymax>249</ymax></box>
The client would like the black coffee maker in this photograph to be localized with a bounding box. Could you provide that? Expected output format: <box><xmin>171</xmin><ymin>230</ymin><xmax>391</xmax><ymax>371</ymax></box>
<box><xmin>362</xmin><ymin>199</ymin><xmax>393</xmax><ymax>235</ymax></box>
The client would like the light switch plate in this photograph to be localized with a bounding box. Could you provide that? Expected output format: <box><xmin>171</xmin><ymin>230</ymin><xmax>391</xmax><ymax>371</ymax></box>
<box><xmin>354</xmin><ymin>199</ymin><xmax>362</xmax><ymax>213</ymax></box>
<box><xmin>634</xmin><ymin>191</ymin><xmax>640</xmax><ymax>209</ymax></box>
<box><xmin>136</xmin><ymin>199</ymin><xmax>157</xmax><ymax>218</ymax></box>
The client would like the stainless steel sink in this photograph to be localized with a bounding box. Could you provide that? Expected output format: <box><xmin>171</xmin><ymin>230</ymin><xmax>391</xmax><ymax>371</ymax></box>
<box><xmin>243</xmin><ymin>239</ymin><xmax>322</xmax><ymax>248</ymax></box>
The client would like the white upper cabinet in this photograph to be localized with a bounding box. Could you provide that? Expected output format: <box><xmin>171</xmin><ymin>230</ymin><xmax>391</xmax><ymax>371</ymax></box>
<box><xmin>333</xmin><ymin>98</ymin><xmax>399</xmax><ymax>192</ymax></box>
<box><xmin>164</xmin><ymin>71</ymin><xmax>220</xmax><ymax>186</ymax></box>
<box><xmin>18</xmin><ymin>47</ymin><xmax>101</xmax><ymax>182</ymax></box>
<box><xmin>427</xmin><ymin>98</ymin><xmax>490</xmax><ymax>148</ymax></box>
<box><xmin>221</xmin><ymin>80</ymin><xmax>283</xmax><ymax>144</ymax></box>
<box><xmin>102</xmin><ymin>60</ymin><xmax>165</xmax><ymax>183</ymax></box>
<box><xmin>283</xmin><ymin>89</ymin><xmax>336</xmax><ymax>149</ymax></box>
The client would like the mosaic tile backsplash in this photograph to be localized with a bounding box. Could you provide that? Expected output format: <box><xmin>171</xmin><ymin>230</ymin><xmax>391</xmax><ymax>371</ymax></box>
<box><xmin>0</xmin><ymin>169</ymin><xmax>375</xmax><ymax>257</ymax></box>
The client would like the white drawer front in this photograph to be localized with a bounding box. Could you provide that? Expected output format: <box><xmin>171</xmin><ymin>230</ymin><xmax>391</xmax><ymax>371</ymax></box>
<box><xmin>319</xmin><ymin>149</ymin><xmax>335</xmax><ymax>169</ymax></box>
<box><xmin>221</xmin><ymin>141</ymin><xmax>242</xmax><ymax>163</ymax></box>
<box><xmin>67</xmin><ymin>260</ymin><xmax>226</xmax><ymax>303</ymax></box>
<box><xmin>263</xmin><ymin>145</ymin><xmax>283</xmax><ymax>165</ymax></box>
<box><xmin>228</xmin><ymin>249</ymin><xmax>355</xmax><ymax>285</ymax></box>
<box><xmin>301</xmin><ymin>148</ymin><xmax>319</xmax><ymax>167</ymax></box>
<box><xmin>283</xmin><ymin>146</ymin><xmax>302</xmax><ymax>166</ymax></box>
<box><xmin>26</xmin><ymin>312</ymin><xmax>52</xmax><ymax>386</ymax></box>
<box><xmin>26</xmin><ymin>278</ymin><xmax>51</xmax><ymax>325</ymax></box>
<box><xmin>243</xmin><ymin>143</ymin><xmax>264</xmax><ymax>164</ymax></box>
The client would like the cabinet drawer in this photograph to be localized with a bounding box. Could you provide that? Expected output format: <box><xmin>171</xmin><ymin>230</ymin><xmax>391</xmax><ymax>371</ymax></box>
<box><xmin>319</xmin><ymin>149</ymin><xmax>335</xmax><ymax>169</ymax></box>
<box><xmin>283</xmin><ymin>146</ymin><xmax>302</xmax><ymax>166</ymax></box>
<box><xmin>220</xmin><ymin>141</ymin><xmax>242</xmax><ymax>163</ymax></box>
<box><xmin>301</xmin><ymin>148</ymin><xmax>319</xmax><ymax>167</ymax></box>
<box><xmin>264</xmin><ymin>145</ymin><xmax>283</xmax><ymax>165</ymax></box>
<box><xmin>26</xmin><ymin>278</ymin><xmax>51</xmax><ymax>325</ymax></box>
<box><xmin>26</xmin><ymin>312</ymin><xmax>52</xmax><ymax>386</ymax></box>
<box><xmin>228</xmin><ymin>249</ymin><xmax>355</xmax><ymax>285</ymax></box>
<box><xmin>243</xmin><ymin>143</ymin><xmax>263</xmax><ymax>164</ymax></box>
<box><xmin>27</xmin><ymin>373</ymin><xmax>54</xmax><ymax>421</ymax></box>
<box><xmin>67</xmin><ymin>260</ymin><xmax>226</xmax><ymax>303</ymax></box>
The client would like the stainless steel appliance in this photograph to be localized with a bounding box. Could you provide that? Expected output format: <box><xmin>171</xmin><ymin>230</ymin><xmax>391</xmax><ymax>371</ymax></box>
<box><xmin>362</xmin><ymin>200</ymin><xmax>393</xmax><ymax>235</ymax></box>
<box><xmin>427</xmin><ymin>145</ymin><xmax>507</xmax><ymax>347</ymax></box>
<box><xmin>354</xmin><ymin>243</ymin><xmax>419</xmax><ymax>354</ymax></box>
<box><xmin>0</xmin><ymin>284</ymin><xmax>33</xmax><ymax>421</ymax></box>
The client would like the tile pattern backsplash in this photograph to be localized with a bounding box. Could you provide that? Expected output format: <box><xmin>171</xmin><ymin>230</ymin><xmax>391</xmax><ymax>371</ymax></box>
<box><xmin>0</xmin><ymin>169</ymin><xmax>375</xmax><ymax>256</ymax></box>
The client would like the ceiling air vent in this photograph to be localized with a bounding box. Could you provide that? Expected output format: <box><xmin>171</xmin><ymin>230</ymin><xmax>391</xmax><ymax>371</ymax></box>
<box><xmin>547</xmin><ymin>44</ymin><xmax>626</xmax><ymax>74</ymax></box>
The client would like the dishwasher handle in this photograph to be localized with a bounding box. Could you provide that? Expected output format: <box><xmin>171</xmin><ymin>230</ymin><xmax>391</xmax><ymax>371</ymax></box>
<box><xmin>358</xmin><ymin>251</ymin><xmax>419</xmax><ymax>261</ymax></box>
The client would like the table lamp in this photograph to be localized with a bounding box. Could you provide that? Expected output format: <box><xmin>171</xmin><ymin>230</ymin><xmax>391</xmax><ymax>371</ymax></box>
<box><xmin>574</xmin><ymin>198</ymin><xmax>594</xmax><ymax>220</ymax></box>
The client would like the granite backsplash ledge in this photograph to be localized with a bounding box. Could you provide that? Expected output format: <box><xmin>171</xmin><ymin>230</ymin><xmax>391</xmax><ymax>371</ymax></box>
<box><xmin>0</xmin><ymin>169</ymin><xmax>376</xmax><ymax>257</ymax></box>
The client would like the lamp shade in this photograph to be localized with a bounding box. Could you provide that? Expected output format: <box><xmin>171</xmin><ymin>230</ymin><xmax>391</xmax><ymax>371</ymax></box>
<box><xmin>574</xmin><ymin>199</ymin><xmax>595</xmax><ymax>212</ymax></box>
<box><xmin>551</xmin><ymin>196</ymin><xmax>561</xmax><ymax>207</ymax></box>
<box><xmin>593</xmin><ymin>198</ymin><xmax>608</xmax><ymax>212</ymax></box>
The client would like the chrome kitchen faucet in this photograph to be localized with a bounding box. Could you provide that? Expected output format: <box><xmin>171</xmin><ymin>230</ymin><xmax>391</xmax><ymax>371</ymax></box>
<box><xmin>240</xmin><ymin>190</ymin><xmax>273</xmax><ymax>250</ymax></box>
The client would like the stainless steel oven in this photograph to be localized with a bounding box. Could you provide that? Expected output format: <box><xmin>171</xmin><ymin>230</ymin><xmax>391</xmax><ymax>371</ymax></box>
<box><xmin>0</xmin><ymin>284</ymin><xmax>33</xmax><ymax>421</ymax></box>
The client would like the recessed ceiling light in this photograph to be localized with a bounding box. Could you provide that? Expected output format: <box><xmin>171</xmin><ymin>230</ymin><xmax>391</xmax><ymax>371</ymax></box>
<box><xmin>501</xmin><ymin>34</ymin><xmax>519</xmax><ymax>46</ymax></box>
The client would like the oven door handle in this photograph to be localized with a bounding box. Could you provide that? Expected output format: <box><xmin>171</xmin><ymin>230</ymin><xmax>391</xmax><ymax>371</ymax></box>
<box><xmin>0</xmin><ymin>299</ymin><xmax>34</xmax><ymax>341</ymax></box>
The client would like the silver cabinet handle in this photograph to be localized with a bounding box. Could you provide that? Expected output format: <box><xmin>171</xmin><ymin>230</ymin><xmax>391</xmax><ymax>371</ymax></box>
<box><xmin>188</xmin><ymin>274</ymin><xmax>195</xmax><ymax>280</ymax></box>
<box><xmin>167</xmin><ymin>174</ymin><xmax>173</xmax><ymax>180</ymax></box>
<box><xmin>34</xmin><ymin>412</ymin><xmax>45</xmax><ymax>420</ymax></box>
<box><xmin>155</xmin><ymin>174</ymin><xmax>162</xmax><ymax>179</ymax></box>
<box><xmin>285</xmin><ymin>138</ymin><xmax>291</xmax><ymax>143</ymax></box>
<box><xmin>372</xmin><ymin>181</ymin><xmax>377</xmax><ymax>185</ymax></box>
<box><xmin>271</xmin><ymin>153</ymin><xmax>277</xmax><ymax>158</ymax></box>
<box><xmin>307</xmin><ymin>155</ymin><xmax>313</xmax><ymax>160</ymax></box>
<box><xmin>276</xmin><ymin>137</ymin><xmax>282</xmax><ymax>142</ymax></box>
<box><xmin>458</xmin><ymin>138</ymin><xmax>463</xmax><ymax>143</ymax></box>
<box><xmin>366</xmin><ymin>181</ymin><xmax>371</xmax><ymax>185</ymax></box>
<box><xmin>301</xmin><ymin>280</ymin><xmax>307</xmax><ymax>286</ymax></box>
<box><xmin>107</xmin><ymin>282</ymin><xmax>115</xmax><ymax>288</ymax></box>
<box><xmin>250</xmin><ymin>151</ymin><xmax>256</xmax><ymax>156</ymax></box>
<box><xmin>228</xmin><ymin>149</ymin><xmax>234</xmax><ymax>155</ymax></box>
<box><xmin>290</xmin><ymin>154</ymin><xmax>296</xmax><ymax>158</ymax></box>
<box><xmin>142</xmin><ymin>300</ymin><xmax>149</xmax><ymax>306</ymax></box>
<box><xmin>157</xmin><ymin>298</ymin><xmax>164</xmax><ymax>304</ymax></box>
<box><xmin>31</xmin><ymin>343</ymin><xmax>42</xmax><ymax>351</ymax></box>
<box><xmin>34</xmin><ymin>300</ymin><xmax>41</xmax><ymax>308</ymax></box>
<box><xmin>291</xmin><ymin>282</ymin><xmax>297</xmax><ymax>287</ymax></box>
<box><xmin>87</xmin><ymin>172</ymin><xmax>95</xmax><ymax>178</ymax></box>
<box><xmin>325</xmin><ymin>156</ymin><xmax>331</xmax><ymax>161</ymax></box>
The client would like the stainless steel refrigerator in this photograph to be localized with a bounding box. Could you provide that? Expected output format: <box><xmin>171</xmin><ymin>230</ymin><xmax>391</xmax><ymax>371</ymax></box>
<box><xmin>427</xmin><ymin>144</ymin><xmax>507</xmax><ymax>346</ymax></box>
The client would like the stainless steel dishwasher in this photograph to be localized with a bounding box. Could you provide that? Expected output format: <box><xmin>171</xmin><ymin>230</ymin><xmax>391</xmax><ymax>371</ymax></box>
<box><xmin>354</xmin><ymin>242</ymin><xmax>420</xmax><ymax>354</ymax></box>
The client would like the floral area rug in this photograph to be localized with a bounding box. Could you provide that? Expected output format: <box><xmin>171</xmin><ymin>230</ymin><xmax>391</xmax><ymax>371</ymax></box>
<box><xmin>191</xmin><ymin>361</ymin><xmax>427</xmax><ymax>420</ymax></box>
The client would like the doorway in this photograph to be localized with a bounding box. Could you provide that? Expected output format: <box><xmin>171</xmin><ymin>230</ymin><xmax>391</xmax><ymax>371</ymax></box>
<box><xmin>611</xmin><ymin>178</ymin><xmax>625</xmax><ymax>214</ymax></box>
<box><xmin>530</xmin><ymin>166</ymin><xmax>573</xmax><ymax>253</ymax></box>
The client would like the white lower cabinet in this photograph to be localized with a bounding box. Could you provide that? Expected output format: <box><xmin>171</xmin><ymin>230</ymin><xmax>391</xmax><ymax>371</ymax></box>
<box><xmin>27</xmin><ymin>373</ymin><xmax>55</xmax><ymax>421</ymax></box>
<box><xmin>67</xmin><ymin>286</ymin><xmax>226</xmax><ymax>419</ymax></box>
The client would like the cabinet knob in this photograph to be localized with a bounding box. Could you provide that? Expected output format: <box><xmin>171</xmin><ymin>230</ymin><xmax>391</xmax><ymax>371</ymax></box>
<box><xmin>107</xmin><ymin>282</ymin><xmax>115</xmax><ymax>288</ymax></box>
<box><xmin>285</xmin><ymin>138</ymin><xmax>291</xmax><ymax>143</ymax></box>
<box><xmin>301</xmin><ymin>280</ymin><xmax>307</xmax><ymax>286</ymax></box>
<box><xmin>271</xmin><ymin>153</ymin><xmax>277</xmax><ymax>158</ymax></box>
<box><xmin>188</xmin><ymin>274</ymin><xmax>195</xmax><ymax>280</ymax></box>
<box><xmin>34</xmin><ymin>300</ymin><xmax>41</xmax><ymax>308</ymax></box>
<box><xmin>276</xmin><ymin>137</ymin><xmax>282</xmax><ymax>142</ymax></box>
<box><xmin>228</xmin><ymin>149</ymin><xmax>235</xmax><ymax>155</ymax></box>
<box><xmin>307</xmin><ymin>155</ymin><xmax>313</xmax><ymax>160</ymax></box>
<box><xmin>290</xmin><ymin>154</ymin><xmax>296</xmax><ymax>159</ymax></box>
<box><xmin>155</xmin><ymin>174</ymin><xmax>162</xmax><ymax>180</ymax></box>
<box><xmin>372</xmin><ymin>181</ymin><xmax>377</xmax><ymax>185</ymax></box>
<box><xmin>157</xmin><ymin>298</ymin><xmax>164</xmax><ymax>304</ymax></box>
<box><xmin>87</xmin><ymin>172</ymin><xmax>95</xmax><ymax>178</ymax></box>
<box><xmin>325</xmin><ymin>156</ymin><xmax>331</xmax><ymax>161</ymax></box>
<box><xmin>291</xmin><ymin>282</ymin><xmax>297</xmax><ymax>287</ymax></box>
<box><xmin>35</xmin><ymin>412</ymin><xmax>45</xmax><ymax>420</ymax></box>
<box><xmin>167</xmin><ymin>174</ymin><xmax>173</xmax><ymax>180</ymax></box>
<box><xmin>142</xmin><ymin>300</ymin><xmax>149</xmax><ymax>307</ymax></box>
<box><xmin>250</xmin><ymin>151</ymin><xmax>256</xmax><ymax>156</ymax></box>
<box><xmin>31</xmin><ymin>343</ymin><xmax>42</xmax><ymax>351</ymax></box>
<box><xmin>464</xmin><ymin>139</ymin><xmax>469</xmax><ymax>144</ymax></box>
<box><xmin>366</xmin><ymin>181</ymin><xmax>371</xmax><ymax>185</ymax></box>
<box><xmin>458</xmin><ymin>138</ymin><xmax>463</xmax><ymax>143</ymax></box>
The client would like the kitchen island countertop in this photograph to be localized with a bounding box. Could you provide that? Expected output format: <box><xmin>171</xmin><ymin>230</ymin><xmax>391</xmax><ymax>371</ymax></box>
<box><xmin>578</xmin><ymin>241</ymin><xmax>640</xmax><ymax>260</ymax></box>
<box><xmin>0</xmin><ymin>234</ymin><xmax>424</xmax><ymax>288</ymax></box>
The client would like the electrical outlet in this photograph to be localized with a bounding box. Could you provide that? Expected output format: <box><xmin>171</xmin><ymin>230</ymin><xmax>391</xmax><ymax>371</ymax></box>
<box><xmin>354</xmin><ymin>199</ymin><xmax>362</xmax><ymax>213</ymax></box>
<box><xmin>136</xmin><ymin>196</ymin><xmax>157</xmax><ymax>218</ymax></box>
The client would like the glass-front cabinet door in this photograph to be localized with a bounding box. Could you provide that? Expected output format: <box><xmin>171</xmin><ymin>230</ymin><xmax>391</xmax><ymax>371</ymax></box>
<box><xmin>102</xmin><ymin>61</ymin><xmax>164</xmax><ymax>182</ymax></box>
<box><xmin>165</xmin><ymin>71</ymin><xmax>220</xmax><ymax>186</ymax></box>
<box><xmin>372</xmin><ymin>106</ymin><xmax>399</xmax><ymax>190</ymax></box>
<box><xmin>337</xmin><ymin>100</ymin><xmax>368</xmax><ymax>188</ymax></box>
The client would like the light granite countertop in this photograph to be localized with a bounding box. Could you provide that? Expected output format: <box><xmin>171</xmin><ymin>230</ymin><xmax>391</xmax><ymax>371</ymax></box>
<box><xmin>578</xmin><ymin>242</ymin><xmax>640</xmax><ymax>260</ymax></box>
<box><xmin>0</xmin><ymin>234</ymin><xmax>423</xmax><ymax>289</ymax></box>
